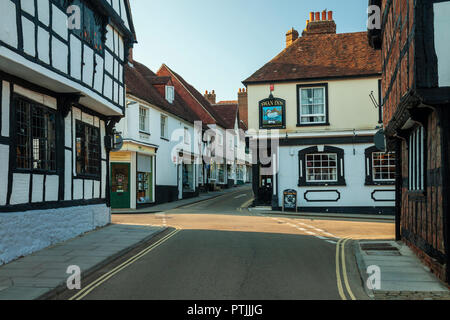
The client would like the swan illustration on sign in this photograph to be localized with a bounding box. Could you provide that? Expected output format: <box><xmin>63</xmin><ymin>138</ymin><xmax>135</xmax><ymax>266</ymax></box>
<box><xmin>262</xmin><ymin>106</ymin><xmax>283</xmax><ymax>125</ymax></box>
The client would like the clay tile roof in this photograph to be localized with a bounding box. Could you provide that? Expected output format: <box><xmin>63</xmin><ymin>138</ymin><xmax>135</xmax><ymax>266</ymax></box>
<box><xmin>211</xmin><ymin>103</ymin><xmax>239</xmax><ymax>130</ymax></box>
<box><xmin>125</xmin><ymin>61</ymin><xmax>198</xmax><ymax>124</ymax></box>
<box><xmin>145</xmin><ymin>76</ymin><xmax>171</xmax><ymax>85</ymax></box>
<box><xmin>161</xmin><ymin>64</ymin><xmax>229</xmax><ymax>129</ymax></box>
<box><xmin>243</xmin><ymin>31</ymin><xmax>381</xmax><ymax>84</ymax></box>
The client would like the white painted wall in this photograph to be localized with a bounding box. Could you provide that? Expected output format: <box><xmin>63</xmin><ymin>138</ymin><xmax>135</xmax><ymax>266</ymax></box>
<box><xmin>277</xmin><ymin>143</ymin><xmax>395</xmax><ymax>210</ymax></box>
<box><xmin>434</xmin><ymin>1</ymin><xmax>450</xmax><ymax>87</ymax></box>
<box><xmin>0</xmin><ymin>204</ymin><xmax>110</xmax><ymax>265</ymax></box>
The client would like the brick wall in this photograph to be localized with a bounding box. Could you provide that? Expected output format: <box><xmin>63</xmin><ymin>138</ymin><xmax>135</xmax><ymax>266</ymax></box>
<box><xmin>400</xmin><ymin>110</ymin><xmax>447</xmax><ymax>282</ymax></box>
<box><xmin>381</xmin><ymin>0</ymin><xmax>415</xmax><ymax>126</ymax></box>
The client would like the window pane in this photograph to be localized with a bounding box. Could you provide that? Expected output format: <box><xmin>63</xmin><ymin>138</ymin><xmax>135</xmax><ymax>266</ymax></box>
<box><xmin>306</xmin><ymin>153</ymin><xmax>338</xmax><ymax>182</ymax></box>
<box><xmin>16</xmin><ymin>99</ymin><xmax>30</xmax><ymax>169</ymax></box>
<box><xmin>373</xmin><ymin>152</ymin><xmax>396</xmax><ymax>181</ymax></box>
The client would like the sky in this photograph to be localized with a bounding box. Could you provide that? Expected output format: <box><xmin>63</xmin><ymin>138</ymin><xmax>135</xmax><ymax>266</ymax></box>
<box><xmin>130</xmin><ymin>0</ymin><xmax>370</xmax><ymax>102</ymax></box>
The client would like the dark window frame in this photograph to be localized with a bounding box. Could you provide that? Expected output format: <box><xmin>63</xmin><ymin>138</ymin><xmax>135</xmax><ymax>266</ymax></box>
<box><xmin>13</xmin><ymin>94</ymin><xmax>57</xmax><ymax>174</ymax></box>
<box><xmin>364</xmin><ymin>146</ymin><xmax>396</xmax><ymax>186</ymax></box>
<box><xmin>75</xmin><ymin>120</ymin><xmax>101</xmax><ymax>179</ymax></box>
<box><xmin>297</xmin><ymin>83</ymin><xmax>330</xmax><ymax>127</ymax></box>
<box><xmin>298</xmin><ymin>146</ymin><xmax>346</xmax><ymax>187</ymax></box>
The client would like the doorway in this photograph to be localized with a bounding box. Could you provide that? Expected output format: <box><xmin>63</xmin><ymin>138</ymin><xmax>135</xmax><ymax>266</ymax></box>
<box><xmin>110</xmin><ymin>163</ymin><xmax>131</xmax><ymax>209</ymax></box>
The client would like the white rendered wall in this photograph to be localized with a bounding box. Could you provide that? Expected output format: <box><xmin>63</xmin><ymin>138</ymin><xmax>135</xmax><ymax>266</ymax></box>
<box><xmin>0</xmin><ymin>204</ymin><xmax>110</xmax><ymax>265</ymax></box>
<box><xmin>277</xmin><ymin>143</ymin><xmax>395</xmax><ymax>210</ymax></box>
<box><xmin>434</xmin><ymin>2</ymin><xmax>450</xmax><ymax>87</ymax></box>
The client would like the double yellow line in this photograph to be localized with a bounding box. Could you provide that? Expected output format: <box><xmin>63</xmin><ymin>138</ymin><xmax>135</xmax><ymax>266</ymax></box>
<box><xmin>69</xmin><ymin>229</ymin><xmax>181</xmax><ymax>300</ymax></box>
<box><xmin>335</xmin><ymin>238</ymin><xmax>356</xmax><ymax>300</ymax></box>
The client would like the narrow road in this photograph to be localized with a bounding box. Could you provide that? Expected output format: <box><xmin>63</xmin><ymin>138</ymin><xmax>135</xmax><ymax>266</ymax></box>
<box><xmin>60</xmin><ymin>186</ymin><xmax>394</xmax><ymax>300</ymax></box>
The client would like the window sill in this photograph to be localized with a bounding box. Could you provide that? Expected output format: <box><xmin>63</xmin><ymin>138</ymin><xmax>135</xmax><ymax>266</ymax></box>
<box><xmin>161</xmin><ymin>137</ymin><xmax>170</xmax><ymax>142</ymax></box>
<box><xmin>296</xmin><ymin>122</ymin><xmax>330</xmax><ymax>127</ymax></box>
<box><xmin>365</xmin><ymin>181</ymin><xmax>395</xmax><ymax>186</ymax></box>
<box><xmin>299</xmin><ymin>182</ymin><xmax>346</xmax><ymax>187</ymax></box>
<box><xmin>139</xmin><ymin>131</ymin><xmax>151</xmax><ymax>135</ymax></box>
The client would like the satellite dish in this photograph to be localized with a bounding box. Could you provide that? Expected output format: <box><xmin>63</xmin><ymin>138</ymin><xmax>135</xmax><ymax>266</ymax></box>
<box><xmin>374</xmin><ymin>129</ymin><xmax>386</xmax><ymax>152</ymax></box>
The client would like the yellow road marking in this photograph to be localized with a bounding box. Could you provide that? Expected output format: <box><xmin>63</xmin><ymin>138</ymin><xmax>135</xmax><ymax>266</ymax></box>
<box><xmin>336</xmin><ymin>238</ymin><xmax>356</xmax><ymax>300</ymax></box>
<box><xmin>69</xmin><ymin>229</ymin><xmax>181</xmax><ymax>300</ymax></box>
<box><xmin>341</xmin><ymin>238</ymin><xmax>356</xmax><ymax>300</ymax></box>
<box><xmin>335</xmin><ymin>239</ymin><xmax>347</xmax><ymax>300</ymax></box>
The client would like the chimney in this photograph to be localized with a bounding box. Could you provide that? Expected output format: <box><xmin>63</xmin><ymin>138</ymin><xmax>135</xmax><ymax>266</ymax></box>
<box><xmin>204</xmin><ymin>90</ymin><xmax>216</xmax><ymax>105</ymax></box>
<box><xmin>237</xmin><ymin>88</ymin><xmax>248</xmax><ymax>128</ymax></box>
<box><xmin>128</xmin><ymin>47</ymin><xmax>134</xmax><ymax>65</ymax></box>
<box><xmin>302</xmin><ymin>9</ymin><xmax>336</xmax><ymax>36</ymax></box>
<box><xmin>285</xmin><ymin>27</ymin><xmax>299</xmax><ymax>48</ymax></box>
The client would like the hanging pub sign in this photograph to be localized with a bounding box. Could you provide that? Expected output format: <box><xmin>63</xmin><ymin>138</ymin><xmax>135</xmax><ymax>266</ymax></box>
<box><xmin>259</xmin><ymin>96</ymin><xmax>286</xmax><ymax>129</ymax></box>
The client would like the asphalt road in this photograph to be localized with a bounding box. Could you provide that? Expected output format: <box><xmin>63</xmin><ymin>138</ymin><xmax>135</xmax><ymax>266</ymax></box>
<box><xmin>61</xmin><ymin>186</ymin><xmax>394</xmax><ymax>300</ymax></box>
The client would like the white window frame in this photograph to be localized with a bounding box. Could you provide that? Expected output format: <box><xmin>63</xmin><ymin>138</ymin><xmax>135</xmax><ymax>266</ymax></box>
<box><xmin>160</xmin><ymin>114</ymin><xmax>168</xmax><ymax>139</ymax></box>
<box><xmin>165</xmin><ymin>86</ymin><xmax>175</xmax><ymax>104</ymax></box>
<box><xmin>299</xmin><ymin>86</ymin><xmax>327</xmax><ymax>125</ymax></box>
<box><xmin>409</xmin><ymin>125</ymin><xmax>425</xmax><ymax>191</ymax></box>
<box><xmin>184</xmin><ymin>127</ymin><xmax>190</xmax><ymax>144</ymax></box>
<box><xmin>372</xmin><ymin>152</ymin><xmax>396</xmax><ymax>182</ymax></box>
<box><xmin>305</xmin><ymin>153</ymin><xmax>338</xmax><ymax>183</ymax></box>
<box><xmin>139</xmin><ymin>106</ymin><xmax>150</xmax><ymax>134</ymax></box>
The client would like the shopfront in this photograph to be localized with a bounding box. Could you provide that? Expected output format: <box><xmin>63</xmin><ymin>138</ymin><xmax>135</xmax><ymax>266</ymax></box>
<box><xmin>110</xmin><ymin>142</ymin><xmax>156</xmax><ymax>209</ymax></box>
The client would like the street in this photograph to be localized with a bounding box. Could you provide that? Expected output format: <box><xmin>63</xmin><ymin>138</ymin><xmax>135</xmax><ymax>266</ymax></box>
<box><xmin>59</xmin><ymin>186</ymin><xmax>394</xmax><ymax>300</ymax></box>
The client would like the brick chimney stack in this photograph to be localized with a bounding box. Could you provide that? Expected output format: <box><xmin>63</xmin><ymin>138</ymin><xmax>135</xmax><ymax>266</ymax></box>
<box><xmin>286</xmin><ymin>27</ymin><xmax>299</xmax><ymax>48</ymax></box>
<box><xmin>237</xmin><ymin>88</ymin><xmax>248</xmax><ymax>128</ymax></box>
<box><xmin>302</xmin><ymin>9</ymin><xmax>336</xmax><ymax>36</ymax></box>
<box><xmin>204</xmin><ymin>90</ymin><xmax>216</xmax><ymax>105</ymax></box>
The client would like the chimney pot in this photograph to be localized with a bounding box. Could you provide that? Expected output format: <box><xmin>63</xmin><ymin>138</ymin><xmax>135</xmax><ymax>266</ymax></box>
<box><xmin>310</xmin><ymin>12</ymin><xmax>315</xmax><ymax>21</ymax></box>
<box><xmin>315</xmin><ymin>12</ymin><xmax>320</xmax><ymax>21</ymax></box>
<box><xmin>322</xmin><ymin>10</ymin><xmax>327</xmax><ymax>21</ymax></box>
<box><xmin>328</xmin><ymin>11</ymin><xmax>333</xmax><ymax>20</ymax></box>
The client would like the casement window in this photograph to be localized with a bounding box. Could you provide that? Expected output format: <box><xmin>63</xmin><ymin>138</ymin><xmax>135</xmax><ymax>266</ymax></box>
<box><xmin>14</xmin><ymin>96</ymin><xmax>56</xmax><ymax>172</ymax></box>
<box><xmin>166</xmin><ymin>86</ymin><xmax>175</xmax><ymax>104</ymax></box>
<box><xmin>297</xmin><ymin>84</ymin><xmax>328</xmax><ymax>126</ymax></box>
<box><xmin>298</xmin><ymin>146</ymin><xmax>346</xmax><ymax>186</ymax></box>
<box><xmin>160</xmin><ymin>115</ymin><xmax>168</xmax><ymax>139</ymax></box>
<box><xmin>409</xmin><ymin>125</ymin><xmax>425</xmax><ymax>191</ymax></box>
<box><xmin>139</xmin><ymin>106</ymin><xmax>149</xmax><ymax>133</ymax></box>
<box><xmin>365</xmin><ymin>146</ymin><xmax>396</xmax><ymax>185</ymax></box>
<box><xmin>76</xmin><ymin>121</ymin><xmax>100</xmax><ymax>177</ymax></box>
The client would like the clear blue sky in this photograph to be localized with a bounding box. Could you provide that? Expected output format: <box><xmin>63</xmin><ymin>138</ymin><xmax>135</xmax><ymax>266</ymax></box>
<box><xmin>130</xmin><ymin>0</ymin><xmax>369</xmax><ymax>102</ymax></box>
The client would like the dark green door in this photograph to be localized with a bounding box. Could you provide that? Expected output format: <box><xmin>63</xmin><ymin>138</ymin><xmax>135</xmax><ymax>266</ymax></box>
<box><xmin>110</xmin><ymin>163</ymin><xmax>131</xmax><ymax>209</ymax></box>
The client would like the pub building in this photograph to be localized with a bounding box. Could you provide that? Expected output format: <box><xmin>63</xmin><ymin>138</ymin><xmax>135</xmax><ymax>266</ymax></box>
<box><xmin>244</xmin><ymin>10</ymin><xmax>396</xmax><ymax>214</ymax></box>
<box><xmin>0</xmin><ymin>0</ymin><xmax>135</xmax><ymax>265</ymax></box>
<box><xmin>368</xmin><ymin>0</ymin><xmax>450</xmax><ymax>284</ymax></box>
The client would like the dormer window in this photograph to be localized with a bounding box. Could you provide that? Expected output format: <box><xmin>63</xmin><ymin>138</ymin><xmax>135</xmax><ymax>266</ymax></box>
<box><xmin>166</xmin><ymin>86</ymin><xmax>175</xmax><ymax>103</ymax></box>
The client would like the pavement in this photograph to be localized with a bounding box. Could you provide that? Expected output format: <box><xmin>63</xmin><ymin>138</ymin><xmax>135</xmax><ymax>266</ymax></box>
<box><xmin>112</xmin><ymin>185</ymin><xmax>251</xmax><ymax>214</ymax></box>
<box><xmin>250</xmin><ymin>207</ymin><xmax>395</xmax><ymax>222</ymax></box>
<box><xmin>354</xmin><ymin>240</ymin><xmax>450</xmax><ymax>300</ymax></box>
<box><xmin>0</xmin><ymin>224</ymin><xmax>166</xmax><ymax>300</ymax></box>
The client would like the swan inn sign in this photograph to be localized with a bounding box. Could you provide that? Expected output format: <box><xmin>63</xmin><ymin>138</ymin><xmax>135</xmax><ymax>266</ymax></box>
<box><xmin>259</xmin><ymin>96</ymin><xmax>286</xmax><ymax>129</ymax></box>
